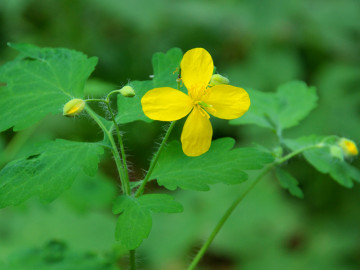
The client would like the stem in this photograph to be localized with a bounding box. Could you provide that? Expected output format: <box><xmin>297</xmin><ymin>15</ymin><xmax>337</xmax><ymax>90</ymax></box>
<box><xmin>187</xmin><ymin>165</ymin><xmax>273</xmax><ymax>270</ymax></box>
<box><xmin>85</xmin><ymin>106</ymin><xmax>127</xmax><ymax>193</ymax></box>
<box><xmin>187</xmin><ymin>143</ymin><xmax>324</xmax><ymax>270</ymax></box>
<box><xmin>129</xmin><ymin>250</ymin><xmax>136</xmax><ymax>270</ymax></box>
<box><xmin>105</xmin><ymin>102</ymin><xmax>131</xmax><ymax>195</ymax></box>
<box><xmin>135</xmin><ymin>121</ymin><xmax>176</xmax><ymax>197</ymax></box>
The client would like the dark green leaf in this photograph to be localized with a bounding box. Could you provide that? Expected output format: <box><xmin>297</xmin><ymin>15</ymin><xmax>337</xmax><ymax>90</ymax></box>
<box><xmin>151</xmin><ymin>137</ymin><xmax>274</xmax><ymax>191</ymax></box>
<box><xmin>275</xmin><ymin>167</ymin><xmax>304</xmax><ymax>198</ymax></box>
<box><xmin>112</xmin><ymin>194</ymin><xmax>183</xmax><ymax>250</ymax></box>
<box><xmin>231</xmin><ymin>81</ymin><xmax>318</xmax><ymax>131</ymax></box>
<box><xmin>0</xmin><ymin>43</ymin><xmax>97</xmax><ymax>132</ymax></box>
<box><xmin>0</xmin><ymin>139</ymin><xmax>104</xmax><ymax>208</ymax></box>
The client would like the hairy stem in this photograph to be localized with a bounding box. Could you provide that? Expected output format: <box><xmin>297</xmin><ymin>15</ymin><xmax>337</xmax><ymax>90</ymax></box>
<box><xmin>187</xmin><ymin>143</ymin><xmax>324</xmax><ymax>269</ymax></box>
<box><xmin>85</xmin><ymin>106</ymin><xmax>127</xmax><ymax>193</ymax></box>
<box><xmin>105</xmin><ymin>102</ymin><xmax>131</xmax><ymax>195</ymax></box>
<box><xmin>135</xmin><ymin>121</ymin><xmax>176</xmax><ymax>197</ymax></box>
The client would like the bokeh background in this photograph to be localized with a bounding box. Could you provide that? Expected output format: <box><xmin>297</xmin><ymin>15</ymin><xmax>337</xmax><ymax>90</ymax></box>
<box><xmin>0</xmin><ymin>0</ymin><xmax>360</xmax><ymax>269</ymax></box>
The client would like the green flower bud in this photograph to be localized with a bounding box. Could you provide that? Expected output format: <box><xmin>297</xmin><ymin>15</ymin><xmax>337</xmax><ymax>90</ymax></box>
<box><xmin>63</xmin><ymin>98</ymin><xmax>85</xmax><ymax>117</ymax></box>
<box><xmin>329</xmin><ymin>145</ymin><xmax>344</xmax><ymax>160</ymax></box>
<box><xmin>338</xmin><ymin>138</ymin><xmax>358</xmax><ymax>157</ymax></box>
<box><xmin>118</xmin><ymin>86</ymin><xmax>136</xmax><ymax>97</ymax></box>
<box><xmin>209</xmin><ymin>74</ymin><xmax>230</xmax><ymax>86</ymax></box>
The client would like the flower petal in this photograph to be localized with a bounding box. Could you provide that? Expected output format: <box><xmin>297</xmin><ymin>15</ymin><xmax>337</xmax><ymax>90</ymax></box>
<box><xmin>181</xmin><ymin>106</ymin><xmax>213</xmax><ymax>156</ymax></box>
<box><xmin>202</xmin><ymin>85</ymin><xmax>250</xmax><ymax>119</ymax></box>
<box><xmin>141</xmin><ymin>87</ymin><xmax>193</xmax><ymax>121</ymax></box>
<box><xmin>180</xmin><ymin>48</ymin><xmax>214</xmax><ymax>92</ymax></box>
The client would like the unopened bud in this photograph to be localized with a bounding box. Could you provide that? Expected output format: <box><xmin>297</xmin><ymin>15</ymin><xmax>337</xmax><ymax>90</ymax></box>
<box><xmin>118</xmin><ymin>86</ymin><xmax>135</xmax><ymax>97</ymax></box>
<box><xmin>209</xmin><ymin>74</ymin><xmax>230</xmax><ymax>86</ymax></box>
<box><xmin>338</xmin><ymin>138</ymin><xmax>358</xmax><ymax>157</ymax></box>
<box><xmin>63</xmin><ymin>98</ymin><xmax>85</xmax><ymax>117</ymax></box>
<box><xmin>329</xmin><ymin>145</ymin><xmax>344</xmax><ymax>160</ymax></box>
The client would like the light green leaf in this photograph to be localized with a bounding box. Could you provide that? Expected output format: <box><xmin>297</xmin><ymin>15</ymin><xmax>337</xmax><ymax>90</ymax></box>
<box><xmin>284</xmin><ymin>135</ymin><xmax>359</xmax><ymax>188</ymax></box>
<box><xmin>116</xmin><ymin>48</ymin><xmax>183</xmax><ymax>124</ymax></box>
<box><xmin>112</xmin><ymin>194</ymin><xmax>182</xmax><ymax>250</ymax></box>
<box><xmin>137</xmin><ymin>193</ymin><xmax>183</xmax><ymax>213</ymax></box>
<box><xmin>231</xmin><ymin>81</ymin><xmax>318</xmax><ymax>131</ymax></box>
<box><xmin>0</xmin><ymin>139</ymin><xmax>104</xmax><ymax>208</ymax></box>
<box><xmin>275</xmin><ymin>167</ymin><xmax>304</xmax><ymax>198</ymax></box>
<box><xmin>0</xmin><ymin>43</ymin><xmax>97</xmax><ymax>132</ymax></box>
<box><xmin>151</xmin><ymin>138</ymin><xmax>274</xmax><ymax>191</ymax></box>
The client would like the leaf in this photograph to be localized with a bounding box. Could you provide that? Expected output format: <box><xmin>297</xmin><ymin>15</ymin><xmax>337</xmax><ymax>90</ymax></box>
<box><xmin>0</xmin><ymin>139</ymin><xmax>104</xmax><ymax>208</ymax></box>
<box><xmin>152</xmin><ymin>47</ymin><xmax>182</xmax><ymax>88</ymax></box>
<box><xmin>284</xmin><ymin>135</ymin><xmax>359</xmax><ymax>188</ymax></box>
<box><xmin>116</xmin><ymin>48</ymin><xmax>183</xmax><ymax>124</ymax></box>
<box><xmin>231</xmin><ymin>81</ymin><xmax>318</xmax><ymax>131</ymax></box>
<box><xmin>0</xmin><ymin>43</ymin><xmax>97</xmax><ymax>132</ymax></box>
<box><xmin>112</xmin><ymin>194</ymin><xmax>183</xmax><ymax>250</ymax></box>
<box><xmin>137</xmin><ymin>193</ymin><xmax>183</xmax><ymax>213</ymax></box>
<box><xmin>151</xmin><ymin>137</ymin><xmax>274</xmax><ymax>191</ymax></box>
<box><xmin>116</xmin><ymin>80</ymin><xmax>153</xmax><ymax>124</ymax></box>
<box><xmin>275</xmin><ymin>167</ymin><xmax>304</xmax><ymax>198</ymax></box>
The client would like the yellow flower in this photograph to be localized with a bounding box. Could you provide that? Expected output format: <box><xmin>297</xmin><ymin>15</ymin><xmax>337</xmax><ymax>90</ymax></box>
<box><xmin>141</xmin><ymin>48</ymin><xmax>250</xmax><ymax>156</ymax></box>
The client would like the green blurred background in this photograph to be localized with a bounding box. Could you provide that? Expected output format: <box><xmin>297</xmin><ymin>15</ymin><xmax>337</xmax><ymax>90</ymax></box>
<box><xmin>0</xmin><ymin>0</ymin><xmax>359</xmax><ymax>269</ymax></box>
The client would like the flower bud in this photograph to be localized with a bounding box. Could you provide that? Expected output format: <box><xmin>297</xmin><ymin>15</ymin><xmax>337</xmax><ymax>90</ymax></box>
<box><xmin>63</xmin><ymin>98</ymin><xmax>85</xmax><ymax>117</ymax></box>
<box><xmin>118</xmin><ymin>86</ymin><xmax>136</xmax><ymax>97</ymax></box>
<box><xmin>329</xmin><ymin>145</ymin><xmax>344</xmax><ymax>160</ymax></box>
<box><xmin>338</xmin><ymin>138</ymin><xmax>358</xmax><ymax>157</ymax></box>
<box><xmin>209</xmin><ymin>74</ymin><xmax>230</xmax><ymax>86</ymax></box>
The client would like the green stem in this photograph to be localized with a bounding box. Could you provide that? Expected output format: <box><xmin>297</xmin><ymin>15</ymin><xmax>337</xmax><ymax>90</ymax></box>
<box><xmin>187</xmin><ymin>165</ymin><xmax>273</xmax><ymax>270</ymax></box>
<box><xmin>85</xmin><ymin>106</ymin><xmax>127</xmax><ymax>193</ymax></box>
<box><xmin>105</xmin><ymin>102</ymin><xmax>131</xmax><ymax>195</ymax></box>
<box><xmin>135</xmin><ymin>121</ymin><xmax>176</xmax><ymax>197</ymax></box>
<box><xmin>187</xmin><ymin>143</ymin><xmax>324</xmax><ymax>270</ymax></box>
<box><xmin>129</xmin><ymin>250</ymin><xmax>136</xmax><ymax>270</ymax></box>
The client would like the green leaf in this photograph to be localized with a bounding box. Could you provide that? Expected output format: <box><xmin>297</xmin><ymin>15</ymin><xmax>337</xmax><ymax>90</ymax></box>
<box><xmin>0</xmin><ymin>139</ymin><xmax>104</xmax><ymax>208</ymax></box>
<box><xmin>284</xmin><ymin>135</ymin><xmax>359</xmax><ymax>188</ymax></box>
<box><xmin>275</xmin><ymin>167</ymin><xmax>304</xmax><ymax>198</ymax></box>
<box><xmin>112</xmin><ymin>194</ymin><xmax>183</xmax><ymax>250</ymax></box>
<box><xmin>0</xmin><ymin>43</ymin><xmax>97</xmax><ymax>132</ymax></box>
<box><xmin>151</xmin><ymin>137</ymin><xmax>274</xmax><ymax>191</ymax></box>
<box><xmin>137</xmin><ymin>193</ymin><xmax>183</xmax><ymax>213</ymax></box>
<box><xmin>231</xmin><ymin>81</ymin><xmax>318</xmax><ymax>131</ymax></box>
<box><xmin>152</xmin><ymin>47</ymin><xmax>182</xmax><ymax>88</ymax></box>
<box><xmin>116</xmin><ymin>80</ymin><xmax>153</xmax><ymax>124</ymax></box>
<box><xmin>116</xmin><ymin>48</ymin><xmax>183</xmax><ymax>124</ymax></box>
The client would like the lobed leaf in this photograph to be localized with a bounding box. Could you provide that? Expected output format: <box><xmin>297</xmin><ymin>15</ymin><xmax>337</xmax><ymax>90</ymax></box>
<box><xmin>231</xmin><ymin>81</ymin><xmax>318</xmax><ymax>131</ymax></box>
<box><xmin>116</xmin><ymin>48</ymin><xmax>182</xmax><ymax>124</ymax></box>
<box><xmin>0</xmin><ymin>139</ymin><xmax>104</xmax><ymax>208</ymax></box>
<box><xmin>275</xmin><ymin>167</ymin><xmax>304</xmax><ymax>198</ymax></box>
<box><xmin>284</xmin><ymin>135</ymin><xmax>360</xmax><ymax>188</ymax></box>
<box><xmin>151</xmin><ymin>137</ymin><xmax>274</xmax><ymax>191</ymax></box>
<box><xmin>0</xmin><ymin>43</ymin><xmax>97</xmax><ymax>132</ymax></box>
<box><xmin>112</xmin><ymin>194</ymin><xmax>183</xmax><ymax>250</ymax></box>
